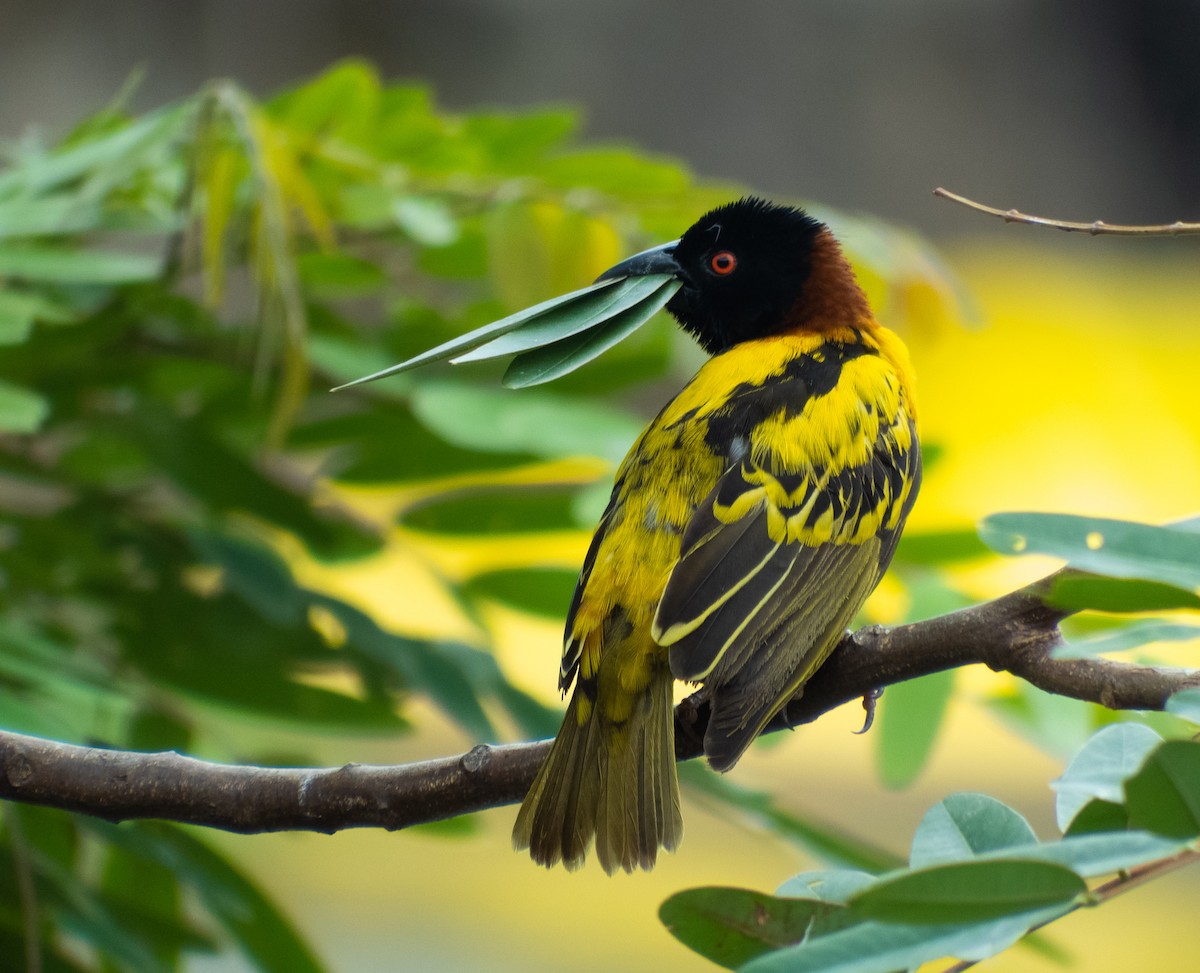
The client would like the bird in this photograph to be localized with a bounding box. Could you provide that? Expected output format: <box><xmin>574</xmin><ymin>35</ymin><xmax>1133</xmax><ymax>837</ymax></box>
<box><xmin>512</xmin><ymin>196</ymin><xmax>921</xmax><ymax>874</ymax></box>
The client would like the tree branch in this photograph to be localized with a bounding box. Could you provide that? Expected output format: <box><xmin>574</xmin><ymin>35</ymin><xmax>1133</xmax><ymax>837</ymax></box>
<box><xmin>933</xmin><ymin>187</ymin><xmax>1200</xmax><ymax>236</ymax></box>
<box><xmin>2</xmin><ymin>572</ymin><xmax>1197</xmax><ymax>834</ymax></box>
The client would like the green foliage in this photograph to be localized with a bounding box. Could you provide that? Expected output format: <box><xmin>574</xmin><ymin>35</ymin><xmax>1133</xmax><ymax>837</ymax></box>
<box><xmin>874</xmin><ymin>669</ymin><xmax>955</xmax><ymax>789</ymax></box>
<box><xmin>0</xmin><ymin>61</ymin><xmax>762</xmax><ymax>971</ymax></box>
<box><xmin>680</xmin><ymin>766</ymin><xmax>904</xmax><ymax>875</ymax></box>
<box><xmin>666</xmin><ymin>732</ymin><xmax>1197</xmax><ymax>971</ymax></box>
<box><xmin>980</xmin><ymin>512</ymin><xmax>1200</xmax><ymax>594</ymax></box>
<box><xmin>1057</xmin><ymin>619</ymin><xmax>1200</xmax><ymax>659</ymax></box>
<box><xmin>1165</xmin><ymin>687</ymin><xmax>1200</xmax><ymax>724</ymax></box>
<box><xmin>336</xmin><ymin>273</ymin><xmax>682</xmax><ymax>389</ymax></box>
<box><xmin>0</xmin><ymin>60</ymin><xmax>971</xmax><ymax>971</ymax></box>
<box><xmin>1051</xmin><ymin>723</ymin><xmax>1162</xmax><ymax>831</ymax></box>
<box><xmin>660</xmin><ymin>886</ymin><xmax>849</xmax><ymax>968</ymax></box>
<box><xmin>4</xmin><ymin>59</ymin><xmax>1194</xmax><ymax>973</ymax></box>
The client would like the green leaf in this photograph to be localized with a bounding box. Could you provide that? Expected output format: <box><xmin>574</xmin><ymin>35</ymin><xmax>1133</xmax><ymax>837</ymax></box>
<box><xmin>0</xmin><ymin>289</ymin><xmax>73</xmax><ymax>345</ymax></box>
<box><xmin>1174</xmin><ymin>514</ymin><xmax>1200</xmax><ymax>534</ymax></box>
<box><xmin>0</xmin><ymin>380</ymin><xmax>49</xmax><ymax>433</ymax></box>
<box><xmin>483</xmin><ymin>200</ymin><xmax>553</xmax><ymax>306</ymax></box>
<box><xmin>892</xmin><ymin>527</ymin><xmax>990</xmax><ymax>566</ymax></box>
<box><xmin>125</xmin><ymin>411</ymin><xmax>377</xmax><ymax>558</ymax></box>
<box><xmin>334</xmin><ymin>273</ymin><xmax>680</xmax><ymax>391</ymax></box>
<box><xmin>848</xmin><ymin>859</ymin><xmax>1085</xmax><ymax>925</ymax></box>
<box><xmin>409</xmin><ymin>815</ymin><xmax>483</xmax><ymax>838</ymax></box>
<box><xmin>0</xmin><ymin>695</ymin><xmax>68</xmax><ymax>736</ymax></box>
<box><xmin>909</xmin><ymin>793</ymin><xmax>1037</xmax><ymax>867</ymax></box>
<box><xmin>462</xmin><ymin>109</ymin><xmax>577</xmax><ymax>168</ymax></box>
<box><xmin>0</xmin><ymin>618</ymin><xmax>125</xmax><ymax>706</ymax></box>
<box><xmin>295</xmin><ymin>252</ymin><xmax>386</xmax><ymax>297</ymax></box>
<box><xmin>1047</xmin><ymin>574</ymin><xmax>1200</xmax><ymax>613</ymax></box>
<box><xmin>991</xmin><ymin>831</ymin><xmax>1187</xmax><ymax>877</ymax></box>
<box><xmin>101</xmin><ymin>833</ymin><xmax>213</xmax><ymax>969</ymax></box>
<box><xmin>980</xmin><ymin>513</ymin><xmax>1200</xmax><ymax>594</ymax></box>
<box><xmin>776</xmin><ymin>870</ymin><xmax>876</xmax><ymax>903</ymax></box>
<box><xmin>660</xmin><ymin>887</ymin><xmax>843</xmax><ymax>969</ymax></box>
<box><xmin>313</xmin><ymin>596</ymin><xmax>496</xmax><ymax>740</ymax></box>
<box><xmin>1064</xmin><ymin>799</ymin><xmax>1132</xmax><ymax>836</ymax></box>
<box><xmin>293</xmin><ymin>405</ymin><xmax>528</xmax><ymax>484</ymax></box>
<box><xmin>400</xmin><ymin>486</ymin><xmax>580</xmax><ymax>536</ymax></box>
<box><xmin>0</xmin><ymin>103</ymin><xmax>188</xmax><ymax>198</ymax></box>
<box><xmin>535</xmin><ymin>309</ymin><xmax>674</xmax><ymax>396</ymax></box>
<box><xmin>392</xmin><ymin>196</ymin><xmax>459</xmax><ymax>246</ymax></box>
<box><xmin>0</xmin><ymin>245</ymin><xmax>161</xmax><ymax>283</ymax></box>
<box><xmin>537</xmin><ymin>147</ymin><xmax>692</xmax><ymax>194</ymax></box>
<box><xmin>188</xmin><ymin>530</ymin><xmax>307</xmax><ymax>626</ymax></box>
<box><xmin>0</xmin><ymin>194</ymin><xmax>104</xmax><ymax>238</ymax></box>
<box><xmin>452</xmin><ymin>274</ymin><xmax>670</xmax><ymax>363</ymax></box>
<box><xmin>269</xmin><ymin>58</ymin><xmax>380</xmax><ymax>143</ymax></box>
<box><xmin>875</xmin><ymin>669</ymin><xmax>954</xmax><ymax>789</ymax></box>
<box><xmin>125</xmin><ymin>584</ymin><xmax>403</xmax><ymax>731</ymax></box>
<box><xmin>396</xmin><ymin>640</ymin><xmax>499</xmax><ymax>740</ymax></box>
<box><xmin>93</xmin><ymin>824</ymin><xmax>327</xmax><ymax>973</ymax></box>
<box><xmin>309</xmin><ymin>333</ymin><xmax>413</xmax><ymax>394</ymax></box>
<box><xmin>462</xmin><ymin>567</ymin><xmax>579</xmax><ymax>618</ymax></box>
<box><xmin>416</xmin><ymin>221</ymin><xmax>488</xmax><ymax>278</ymax></box>
<box><xmin>0</xmin><ymin>300</ymin><xmax>33</xmax><ymax>344</ymax></box>
<box><xmin>409</xmin><ymin>382</ymin><xmax>642</xmax><ymax>463</ymax></box>
<box><xmin>1165</xmin><ymin>687</ymin><xmax>1200</xmax><ymax>725</ymax></box>
<box><xmin>331</xmin><ymin>278</ymin><xmax>621</xmax><ymax>389</ymax></box>
<box><xmin>741</xmin><ymin>906</ymin><xmax>1069</xmax><ymax>973</ymax></box>
<box><xmin>1055</xmin><ymin>619</ymin><xmax>1200</xmax><ymax>658</ymax></box>
<box><xmin>28</xmin><ymin>851</ymin><xmax>167</xmax><ymax>973</ymax></box>
<box><xmin>680</xmin><ymin>765</ymin><xmax>904</xmax><ymax>874</ymax></box>
<box><xmin>1124</xmin><ymin>740</ymin><xmax>1200</xmax><ymax>838</ymax></box>
<box><xmin>1051</xmin><ymin>723</ymin><xmax>1163</xmax><ymax>832</ymax></box>
<box><xmin>502</xmin><ymin>281</ymin><xmax>679</xmax><ymax>387</ymax></box>
<box><xmin>898</xmin><ymin>571</ymin><xmax>973</xmax><ymax>623</ymax></box>
<box><xmin>986</xmin><ymin>682</ymin><xmax>1092</xmax><ymax>761</ymax></box>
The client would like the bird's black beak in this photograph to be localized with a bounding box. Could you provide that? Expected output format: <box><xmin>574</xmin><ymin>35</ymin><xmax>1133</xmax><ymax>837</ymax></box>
<box><xmin>595</xmin><ymin>240</ymin><xmax>682</xmax><ymax>283</ymax></box>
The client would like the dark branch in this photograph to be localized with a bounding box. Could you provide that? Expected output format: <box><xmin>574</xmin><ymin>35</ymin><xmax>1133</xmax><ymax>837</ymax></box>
<box><xmin>2</xmin><ymin>572</ymin><xmax>1197</xmax><ymax>834</ymax></box>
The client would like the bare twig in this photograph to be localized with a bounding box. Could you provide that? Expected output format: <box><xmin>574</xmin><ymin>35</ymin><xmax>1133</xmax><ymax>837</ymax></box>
<box><xmin>933</xmin><ymin>187</ymin><xmax>1200</xmax><ymax>236</ymax></box>
<box><xmin>2</xmin><ymin>570</ymin><xmax>1198</xmax><ymax>835</ymax></box>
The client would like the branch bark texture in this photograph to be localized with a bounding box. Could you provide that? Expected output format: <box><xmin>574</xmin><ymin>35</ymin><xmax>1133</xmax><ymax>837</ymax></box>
<box><xmin>2</xmin><ymin>573</ymin><xmax>1197</xmax><ymax>835</ymax></box>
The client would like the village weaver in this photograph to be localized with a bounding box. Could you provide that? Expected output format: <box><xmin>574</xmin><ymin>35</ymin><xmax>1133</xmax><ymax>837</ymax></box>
<box><xmin>512</xmin><ymin>197</ymin><xmax>921</xmax><ymax>873</ymax></box>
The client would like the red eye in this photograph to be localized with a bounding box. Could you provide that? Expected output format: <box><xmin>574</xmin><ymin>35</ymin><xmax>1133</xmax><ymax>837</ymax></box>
<box><xmin>709</xmin><ymin>250</ymin><xmax>737</xmax><ymax>276</ymax></box>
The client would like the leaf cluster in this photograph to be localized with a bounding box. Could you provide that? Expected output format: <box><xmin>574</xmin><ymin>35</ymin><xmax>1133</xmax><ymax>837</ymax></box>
<box><xmin>0</xmin><ymin>61</ymin><xmax>970</xmax><ymax>972</ymax></box>
<box><xmin>665</xmin><ymin>722</ymin><xmax>1200</xmax><ymax>972</ymax></box>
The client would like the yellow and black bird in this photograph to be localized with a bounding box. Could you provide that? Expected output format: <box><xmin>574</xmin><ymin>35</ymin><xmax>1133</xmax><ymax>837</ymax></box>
<box><xmin>512</xmin><ymin>197</ymin><xmax>921</xmax><ymax>873</ymax></box>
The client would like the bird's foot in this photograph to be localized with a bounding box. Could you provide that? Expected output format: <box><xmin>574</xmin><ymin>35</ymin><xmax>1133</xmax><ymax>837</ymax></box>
<box><xmin>852</xmin><ymin>686</ymin><xmax>884</xmax><ymax>735</ymax></box>
<box><xmin>676</xmin><ymin>688</ymin><xmax>709</xmax><ymax>747</ymax></box>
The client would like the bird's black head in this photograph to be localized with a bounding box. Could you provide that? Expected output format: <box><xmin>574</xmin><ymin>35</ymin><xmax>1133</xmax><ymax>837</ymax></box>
<box><xmin>598</xmin><ymin>197</ymin><xmax>826</xmax><ymax>355</ymax></box>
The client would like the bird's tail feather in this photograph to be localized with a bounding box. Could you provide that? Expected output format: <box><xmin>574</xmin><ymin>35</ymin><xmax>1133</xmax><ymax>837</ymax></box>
<box><xmin>513</xmin><ymin>667</ymin><xmax>681</xmax><ymax>873</ymax></box>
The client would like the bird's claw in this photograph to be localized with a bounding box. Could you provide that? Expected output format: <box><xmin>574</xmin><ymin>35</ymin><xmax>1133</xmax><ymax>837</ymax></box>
<box><xmin>852</xmin><ymin>687</ymin><xmax>884</xmax><ymax>735</ymax></box>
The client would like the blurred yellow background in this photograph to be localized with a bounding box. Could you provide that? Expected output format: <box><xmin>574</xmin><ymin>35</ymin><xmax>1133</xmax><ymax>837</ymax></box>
<box><xmin>209</xmin><ymin>238</ymin><xmax>1200</xmax><ymax>972</ymax></box>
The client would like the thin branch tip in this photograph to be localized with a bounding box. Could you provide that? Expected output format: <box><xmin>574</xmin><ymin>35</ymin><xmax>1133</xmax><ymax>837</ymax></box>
<box><xmin>934</xmin><ymin>187</ymin><xmax>1200</xmax><ymax>236</ymax></box>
